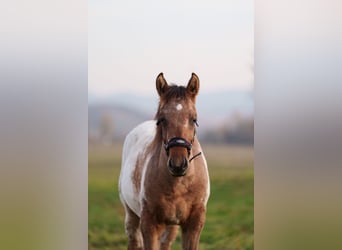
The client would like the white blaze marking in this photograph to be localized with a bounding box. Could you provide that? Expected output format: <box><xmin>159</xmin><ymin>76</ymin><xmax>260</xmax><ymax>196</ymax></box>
<box><xmin>176</xmin><ymin>103</ymin><xmax>183</xmax><ymax>111</ymax></box>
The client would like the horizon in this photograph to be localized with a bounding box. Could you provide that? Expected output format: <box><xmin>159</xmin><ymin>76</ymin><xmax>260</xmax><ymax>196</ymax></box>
<box><xmin>88</xmin><ymin>85</ymin><xmax>254</xmax><ymax>101</ymax></box>
<box><xmin>88</xmin><ymin>88</ymin><xmax>254</xmax><ymax>127</ymax></box>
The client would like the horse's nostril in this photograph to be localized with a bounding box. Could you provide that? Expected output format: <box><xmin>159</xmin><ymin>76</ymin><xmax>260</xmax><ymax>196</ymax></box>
<box><xmin>168</xmin><ymin>159</ymin><xmax>173</xmax><ymax>168</ymax></box>
<box><xmin>181</xmin><ymin>158</ymin><xmax>188</xmax><ymax>169</ymax></box>
<box><xmin>168</xmin><ymin>158</ymin><xmax>188</xmax><ymax>169</ymax></box>
<box><xmin>168</xmin><ymin>157</ymin><xmax>188</xmax><ymax>176</ymax></box>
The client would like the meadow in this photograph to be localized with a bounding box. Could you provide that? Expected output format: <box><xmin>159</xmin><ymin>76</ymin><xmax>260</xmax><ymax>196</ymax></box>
<box><xmin>89</xmin><ymin>143</ymin><xmax>254</xmax><ymax>250</ymax></box>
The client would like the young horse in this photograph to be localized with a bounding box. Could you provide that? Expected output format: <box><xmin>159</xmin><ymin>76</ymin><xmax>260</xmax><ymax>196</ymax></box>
<box><xmin>119</xmin><ymin>73</ymin><xmax>210</xmax><ymax>250</ymax></box>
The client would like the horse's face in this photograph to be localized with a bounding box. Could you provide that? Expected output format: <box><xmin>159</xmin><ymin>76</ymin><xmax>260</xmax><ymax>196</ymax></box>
<box><xmin>155</xmin><ymin>73</ymin><xmax>200</xmax><ymax>176</ymax></box>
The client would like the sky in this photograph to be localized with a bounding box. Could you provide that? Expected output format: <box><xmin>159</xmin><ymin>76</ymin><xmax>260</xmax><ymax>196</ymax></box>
<box><xmin>89</xmin><ymin>0</ymin><xmax>253</xmax><ymax>98</ymax></box>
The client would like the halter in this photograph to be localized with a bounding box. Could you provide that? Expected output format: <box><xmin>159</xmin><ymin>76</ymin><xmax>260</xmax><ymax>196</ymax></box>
<box><xmin>164</xmin><ymin>137</ymin><xmax>202</xmax><ymax>162</ymax></box>
<box><xmin>164</xmin><ymin>137</ymin><xmax>193</xmax><ymax>156</ymax></box>
<box><xmin>157</xmin><ymin>117</ymin><xmax>202</xmax><ymax>162</ymax></box>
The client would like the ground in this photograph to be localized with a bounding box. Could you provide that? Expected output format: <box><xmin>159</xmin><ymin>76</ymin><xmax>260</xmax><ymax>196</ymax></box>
<box><xmin>89</xmin><ymin>143</ymin><xmax>254</xmax><ymax>250</ymax></box>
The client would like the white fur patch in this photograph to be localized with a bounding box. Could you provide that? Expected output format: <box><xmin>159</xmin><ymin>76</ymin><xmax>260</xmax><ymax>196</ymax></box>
<box><xmin>195</xmin><ymin>144</ymin><xmax>210</xmax><ymax>205</ymax></box>
<box><xmin>203</xmin><ymin>154</ymin><xmax>210</xmax><ymax>205</ymax></box>
<box><xmin>176</xmin><ymin>103</ymin><xmax>183</xmax><ymax>111</ymax></box>
<box><xmin>119</xmin><ymin>120</ymin><xmax>156</xmax><ymax>216</ymax></box>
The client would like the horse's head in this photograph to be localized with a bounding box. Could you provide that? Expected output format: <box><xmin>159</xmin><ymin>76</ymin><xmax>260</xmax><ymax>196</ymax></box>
<box><xmin>155</xmin><ymin>73</ymin><xmax>200</xmax><ymax>177</ymax></box>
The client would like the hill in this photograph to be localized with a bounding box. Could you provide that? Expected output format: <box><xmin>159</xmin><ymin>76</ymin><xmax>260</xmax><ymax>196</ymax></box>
<box><xmin>88</xmin><ymin>90</ymin><xmax>253</xmax><ymax>143</ymax></box>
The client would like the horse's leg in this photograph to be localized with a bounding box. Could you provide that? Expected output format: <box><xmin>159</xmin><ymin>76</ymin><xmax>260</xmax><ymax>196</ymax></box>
<box><xmin>160</xmin><ymin>225</ymin><xmax>179</xmax><ymax>250</ymax></box>
<box><xmin>181</xmin><ymin>206</ymin><xmax>206</xmax><ymax>250</ymax></box>
<box><xmin>140</xmin><ymin>208</ymin><xmax>164</xmax><ymax>250</ymax></box>
<box><xmin>124</xmin><ymin>204</ymin><xmax>143</xmax><ymax>250</ymax></box>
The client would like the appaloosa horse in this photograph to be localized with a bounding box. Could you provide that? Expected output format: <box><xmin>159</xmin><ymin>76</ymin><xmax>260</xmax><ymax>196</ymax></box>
<box><xmin>119</xmin><ymin>73</ymin><xmax>210</xmax><ymax>250</ymax></box>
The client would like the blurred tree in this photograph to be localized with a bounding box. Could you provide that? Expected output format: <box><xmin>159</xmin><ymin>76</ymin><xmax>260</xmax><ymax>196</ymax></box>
<box><xmin>99</xmin><ymin>112</ymin><xmax>114</xmax><ymax>145</ymax></box>
<box><xmin>201</xmin><ymin>112</ymin><xmax>254</xmax><ymax>145</ymax></box>
<box><xmin>225</xmin><ymin>114</ymin><xmax>254</xmax><ymax>144</ymax></box>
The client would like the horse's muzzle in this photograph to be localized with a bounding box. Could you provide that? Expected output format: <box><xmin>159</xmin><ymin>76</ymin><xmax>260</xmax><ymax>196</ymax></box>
<box><xmin>168</xmin><ymin>158</ymin><xmax>188</xmax><ymax>176</ymax></box>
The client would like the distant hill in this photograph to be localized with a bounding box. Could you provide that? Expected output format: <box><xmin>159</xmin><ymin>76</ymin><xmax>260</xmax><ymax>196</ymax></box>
<box><xmin>89</xmin><ymin>90</ymin><xmax>253</xmax><ymax>135</ymax></box>
<box><xmin>88</xmin><ymin>104</ymin><xmax>151</xmax><ymax>141</ymax></box>
<box><xmin>89</xmin><ymin>91</ymin><xmax>254</xmax><ymax>123</ymax></box>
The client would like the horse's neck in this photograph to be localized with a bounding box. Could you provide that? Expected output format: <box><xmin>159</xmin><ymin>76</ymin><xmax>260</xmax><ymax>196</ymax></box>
<box><xmin>155</xmin><ymin>145</ymin><xmax>168</xmax><ymax>173</ymax></box>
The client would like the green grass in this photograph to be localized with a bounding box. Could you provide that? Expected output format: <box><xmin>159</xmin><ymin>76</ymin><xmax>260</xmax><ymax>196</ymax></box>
<box><xmin>89</xmin><ymin>144</ymin><xmax>254</xmax><ymax>250</ymax></box>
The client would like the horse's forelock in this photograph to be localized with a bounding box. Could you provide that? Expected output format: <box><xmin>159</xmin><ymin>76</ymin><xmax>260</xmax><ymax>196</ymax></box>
<box><xmin>163</xmin><ymin>85</ymin><xmax>188</xmax><ymax>101</ymax></box>
<box><xmin>156</xmin><ymin>85</ymin><xmax>193</xmax><ymax>117</ymax></box>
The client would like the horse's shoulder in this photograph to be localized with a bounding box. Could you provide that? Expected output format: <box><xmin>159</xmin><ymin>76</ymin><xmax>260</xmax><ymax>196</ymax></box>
<box><xmin>125</xmin><ymin>120</ymin><xmax>156</xmax><ymax>141</ymax></box>
<box><xmin>123</xmin><ymin>120</ymin><xmax>156</xmax><ymax>156</ymax></box>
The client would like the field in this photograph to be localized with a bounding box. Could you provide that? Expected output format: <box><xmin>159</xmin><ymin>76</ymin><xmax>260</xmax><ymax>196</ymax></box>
<box><xmin>89</xmin><ymin>143</ymin><xmax>254</xmax><ymax>250</ymax></box>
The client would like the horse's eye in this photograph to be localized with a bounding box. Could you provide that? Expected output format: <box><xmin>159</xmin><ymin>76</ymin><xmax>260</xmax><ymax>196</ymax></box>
<box><xmin>193</xmin><ymin>119</ymin><xmax>199</xmax><ymax>127</ymax></box>
<box><xmin>156</xmin><ymin>118</ymin><xmax>166</xmax><ymax>126</ymax></box>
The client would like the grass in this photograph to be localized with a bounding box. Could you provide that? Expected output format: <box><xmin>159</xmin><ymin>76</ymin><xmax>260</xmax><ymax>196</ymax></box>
<box><xmin>89</xmin><ymin>143</ymin><xmax>254</xmax><ymax>250</ymax></box>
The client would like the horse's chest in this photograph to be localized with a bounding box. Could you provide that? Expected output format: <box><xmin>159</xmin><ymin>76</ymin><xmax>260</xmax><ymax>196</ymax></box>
<box><xmin>143</xmin><ymin>173</ymin><xmax>207</xmax><ymax>225</ymax></box>
<box><xmin>161</xmin><ymin>198</ymin><xmax>190</xmax><ymax>224</ymax></box>
<box><xmin>144</xmin><ymin>190</ymin><xmax>194</xmax><ymax>225</ymax></box>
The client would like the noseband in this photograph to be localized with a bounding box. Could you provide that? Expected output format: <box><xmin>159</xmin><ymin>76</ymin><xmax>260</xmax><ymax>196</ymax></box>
<box><xmin>164</xmin><ymin>137</ymin><xmax>202</xmax><ymax>162</ymax></box>
<box><xmin>164</xmin><ymin>137</ymin><xmax>192</xmax><ymax>156</ymax></box>
<box><xmin>157</xmin><ymin>118</ymin><xmax>202</xmax><ymax>162</ymax></box>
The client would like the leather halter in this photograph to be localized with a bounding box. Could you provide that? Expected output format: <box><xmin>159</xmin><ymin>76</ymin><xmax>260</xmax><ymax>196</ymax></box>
<box><xmin>157</xmin><ymin>118</ymin><xmax>202</xmax><ymax>162</ymax></box>
<box><xmin>164</xmin><ymin>137</ymin><xmax>192</xmax><ymax>156</ymax></box>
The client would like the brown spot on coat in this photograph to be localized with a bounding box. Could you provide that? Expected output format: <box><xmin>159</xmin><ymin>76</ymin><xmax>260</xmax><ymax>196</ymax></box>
<box><xmin>132</xmin><ymin>155</ymin><xmax>142</xmax><ymax>193</ymax></box>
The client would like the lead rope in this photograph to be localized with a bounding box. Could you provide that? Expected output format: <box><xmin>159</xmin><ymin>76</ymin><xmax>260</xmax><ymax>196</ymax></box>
<box><xmin>189</xmin><ymin>151</ymin><xmax>202</xmax><ymax>162</ymax></box>
<box><xmin>189</xmin><ymin>126</ymin><xmax>201</xmax><ymax>162</ymax></box>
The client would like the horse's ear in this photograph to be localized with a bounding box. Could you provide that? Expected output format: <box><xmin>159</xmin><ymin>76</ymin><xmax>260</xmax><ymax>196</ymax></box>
<box><xmin>187</xmin><ymin>73</ymin><xmax>200</xmax><ymax>98</ymax></box>
<box><xmin>156</xmin><ymin>72</ymin><xmax>169</xmax><ymax>96</ymax></box>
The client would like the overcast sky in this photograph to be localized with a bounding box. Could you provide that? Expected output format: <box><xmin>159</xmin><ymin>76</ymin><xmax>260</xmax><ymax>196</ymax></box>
<box><xmin>89</xmin><ymin>0</ymin><xmax>253</xmax><ymax>98</ymax></box>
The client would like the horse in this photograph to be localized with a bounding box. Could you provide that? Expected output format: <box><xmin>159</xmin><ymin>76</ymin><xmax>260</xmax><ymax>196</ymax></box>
<box><xmin>119</xmin><ymin>73</ymin><xmax>210</xmax><ymax>250</ymax></box>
